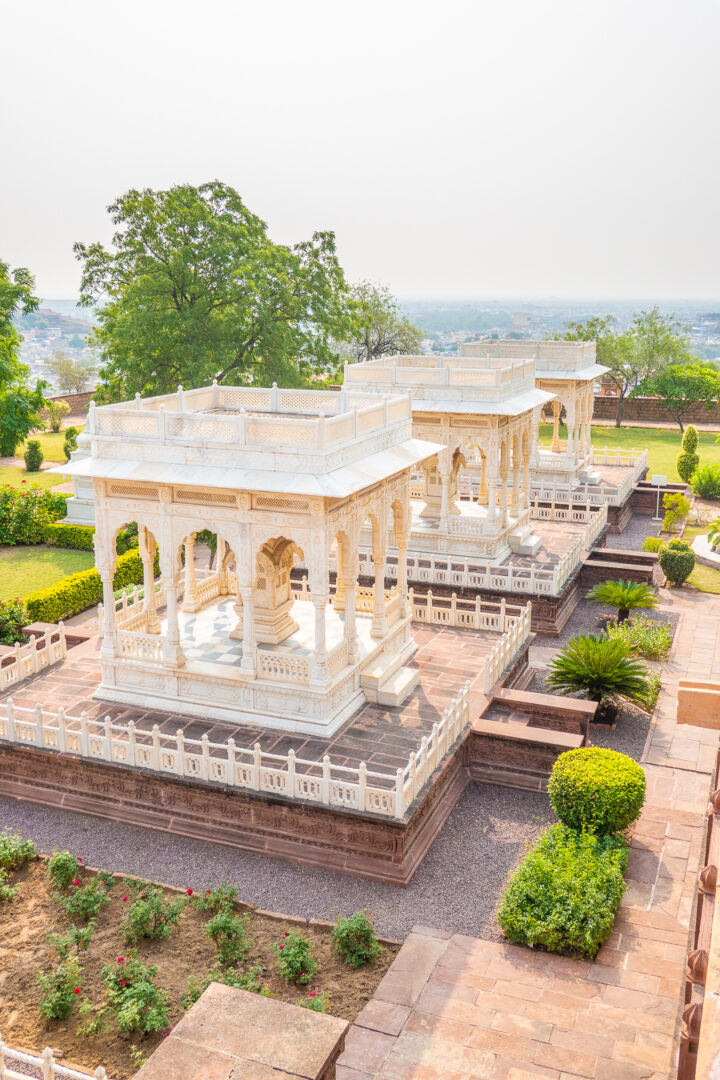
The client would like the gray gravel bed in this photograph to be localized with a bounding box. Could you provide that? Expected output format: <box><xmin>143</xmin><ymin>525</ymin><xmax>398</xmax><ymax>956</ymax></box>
<box><xmin>0</xmin><ymin>785</ymin><xmax>552</xmax><ymax>942</ymax></box>
<box><xmin>605</xmin><ymin>514</ymin><xmax>662</xmax><ymax>551</ymax></box>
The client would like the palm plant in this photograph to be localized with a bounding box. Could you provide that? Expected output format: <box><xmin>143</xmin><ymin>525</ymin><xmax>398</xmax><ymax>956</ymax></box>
<box><xmin>546</xmin><ymin>635</ymin><xmax>652</xmax><ymax>722</ymax></box>
<box><xmin>586</xmin><ymin>579</ymin><xmax>658</xmax><ymax>623</ymax></box>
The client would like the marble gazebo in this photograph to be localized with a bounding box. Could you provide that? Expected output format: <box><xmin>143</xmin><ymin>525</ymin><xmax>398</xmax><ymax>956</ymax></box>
<box><xmin>58</xmin><ymin>384</ymin><xmax>442</xmax><ymax>735</ymax></box>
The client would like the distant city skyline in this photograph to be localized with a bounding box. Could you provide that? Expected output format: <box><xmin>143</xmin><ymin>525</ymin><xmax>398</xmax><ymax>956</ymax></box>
<box><xmin>4</xmin><ymin>0</ymin><xmax>719</xmax><ymax>300</ymax></box>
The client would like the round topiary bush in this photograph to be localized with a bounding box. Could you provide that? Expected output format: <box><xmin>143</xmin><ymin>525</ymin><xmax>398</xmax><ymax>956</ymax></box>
<box><xmin>548</xmin><ymin>747</ymin><xmax>646</xmax><ymax>834</ymax></box>
<box><xmin>659</xmin><ymin>538</ymin><xmax>695</xmax><ymax>586</ymax></box>
<box><xmin>23</xmin><ymin>439</ymin><xmax>43</xmax><ymax>472</ymax></box>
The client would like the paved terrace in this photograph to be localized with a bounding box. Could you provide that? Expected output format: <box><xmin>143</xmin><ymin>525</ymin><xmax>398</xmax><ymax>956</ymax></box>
<box><xmin>0</xmin><ymin>623</ymin><xmax>500</xmax><ymax>775</ymax></box>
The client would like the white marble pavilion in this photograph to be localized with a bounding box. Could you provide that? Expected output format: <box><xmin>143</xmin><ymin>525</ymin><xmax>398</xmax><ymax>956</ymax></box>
<box><xmin>57</xmin><ymin>384</ymin><xmax>442</xmax><ymax>734</ymax></box>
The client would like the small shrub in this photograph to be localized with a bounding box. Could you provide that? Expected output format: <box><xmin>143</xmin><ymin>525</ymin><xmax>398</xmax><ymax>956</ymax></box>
<box><xmin>46</xmin><ymin>400</ymin><xmax>71</xmax><ymax>433</ymax></box>
<box><xmin>47</xmin><ymin>922</ymin><xmax>96</xmax><ymax>957</ymax></box>
<box><xmin>642</xmin><ymin>536</ymin><xmax>666</xmax><ymax>553</ymax></box>
<box><xmin>497</xmin><ymin>824</ymin><xmax>628</xmax><ymax>959</ymax></box>
<box><xmin>0</xmin><ymin>869</ymin><xmax>19</xmax><ymax>902</ymax></box>
<box><xmin>634</xmin><ymin>669</ymin><xmax>663</xmax><ymax>712</ymax></box>
<box><xmin>549</xmin><ymin>747</ymin><xmax>646</xmax><ymax>834</ymax></box>
<box><xmin>121</xmin><ymin>882</ymin><xmax>185</xmax><ymax>944</ymax></box>
<box><xmin>37</xmin><ymin>951</ymin><xmax>83</xmax><ymax>1020</ymax></box>
<box><xmin>546</xmin><ymin>635</ymin><xmax>652</xmax><ymax>715</ymax></box>
<box><xmin>101</xmin><ymin>952</ymin><xmax>169</xmax><ymax>1034</ymax></box>
<box><xmin>57</xmin><ymin>877</ymin><xmax>112</xmax><ymax>923</ymax></box>
<box><xmin>63</xmin><ymin>425</ymin><xmax>79</xmax><ymax>461</ymax></box>
<box><xmin>662</xmin><ymin>491</ymin><xmax>690</xmax><ymax>533</ymax></box>
<box><xmin>273</xmin><ymin>931</ymin><xmax>317</xmax><ymax>985</ymax></box>
<box><xmin>0</xmin><ymin>484</ymin><xmax>66</xmax><ymax>545</ymax></box>
<box><xmin>193</xmin><ymin>881</ymin><xmax>238</xmax><ymax>915</ymax></box>
<box><xmin>586</xmin><ymin>579</ymin><xmax>658</xmax><ymax>623</ymax></box>
<box><xmin>677</xmin><ymin>426</ymin><xmax>700</xmax><ymax>483</ymax></box>
<box><xmin>0</xmin><ymin>599</ymin><xmax>28</xmax><ymax>646</ymax></box>
<box><xmin>206</xmin><ymin>910</ymin><xmax>252</xmax><ymax>967</ymax></box>
<box><xmin>47</xmin><ymin>849</ymin><xmax>81</xmax><ymax>890</ymax></box>
<box><xmin>692</xmin><ymin>463</ymin><xmax>720</xmax><ymax>499</ymax></box>
<box><xmin>0</xmin><ymin>828</ymin><xmax>36</xmax><ymax>872</ymax></box>
<box><xmin>300</xmin><ymin>989</ymin><xmax>329</xmax><ymax>1012</ymax></box>
<box><xmin>23</xmin><ymin>439</ymin><xmax>43</xmax><ymax>472</ymax></box>
<box><xmin>184</xmin><ymin>966</ymin><xmax>263</xmax><ymax>1009</ymax></box>
<box><xmin>604</xmin><ymin>615</ymin><xmax>672</xmax><ymax>660</ymax></box>
<box><xmin>332</xmin><ymin>911</ymin><xmax>382</xmax><ymax>968</ymax></box>
<box><xmin>659</xmin><ymin>538</ymin><xmax>696</xmax><ymax>586</ymax></box>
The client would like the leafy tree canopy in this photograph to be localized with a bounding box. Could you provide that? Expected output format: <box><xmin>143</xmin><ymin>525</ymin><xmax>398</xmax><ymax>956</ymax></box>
<box><xmin>640</xmin><ymin>360</ymin><xmax>720</xmax><ymax>432</ymax></box>
<box><xmin>338</xmin><ymin>281</ymin><xmax>423</xmax><ymax>363</ymax></box>
<box><xmin>47</xmin><ymin>350</ymin><xmax>96</xmax><ymax>394</ymax></box>
<box><xmin>0</xmin><ymin>260</ymin><xmax>47</xmax><ymax>456</ymax></box>
<box><xmin>562</xmin><ymin>308</ymin><xmax>692</xmax><ymax>427</ymax></box>
<box><xmin>74</xmin><ymin>182</ymin><xmax>354</xmax><ymax>401</ymax></box>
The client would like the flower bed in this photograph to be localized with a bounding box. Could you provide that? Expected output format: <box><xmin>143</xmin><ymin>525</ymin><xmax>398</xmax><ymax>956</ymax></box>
<box><xmin>0</xmin><ymin>853</ymin><xmax>397</xmax><ymax>1080</ymax></box>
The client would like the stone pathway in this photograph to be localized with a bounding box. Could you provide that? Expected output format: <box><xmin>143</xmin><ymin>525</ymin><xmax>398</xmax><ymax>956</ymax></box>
<box><xmin>337</xmin><ymin>588</ymin><xmax>720</xmax><ymax>1080</ymax></box>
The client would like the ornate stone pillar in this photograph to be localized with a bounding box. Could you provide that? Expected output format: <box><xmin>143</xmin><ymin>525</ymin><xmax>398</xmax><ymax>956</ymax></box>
<box><xmin>439</xmin><ymin>469</ymin><xmax>451</xmax><ymax>532</ymax></box>
<box><xmin>182</xmin><ymin>533</ymin><xmax>199</xmax><ymax>613</ymax></box>
<box><xmin>239</xmin><ymin>587</ymin><xmax>256</xmax><ymax>675</ymax></box>
<box><xmin>499</xmin><ymin>443</ymin><xmax>510</xmax><ymax>528</ymax></box>
<box><xmin>551</xmin><ymin>400</ymin><xmax>562</xmax><ymax>452</ymax></box>
<box><xmin>510</xmin><ymin>443</ymin><xmax>520</xmax><ymax>510</ymax></box>
<box><xmin>100</xmin><ymin>570</ymin><xmax>117</xmax><ymax>658</ymax></box>
<box><xmin>476</xmin><ymin>454</ymin><xmax>488</xmax><ymax>506</ymax></box>
<box><xmin>486</xmin><ymin>460</ymin><xmax>498</xmax><ymax>525</ymax></box>
<box><xmin>522</xmin><ymin>434</ymin><xmax>531</xmax><ymax>510</ymax></box>
<box><xmin>311</xmin><ymin>597</ymin><xmax>329</xmax><ymax>682</ymax></box>
<box><xmin>333</xmin><ymin>536</ymin><xmax>346</xmax><ymax>612</ymax></box>
<box><xmin>139</xmin><ymin>527</ymin><xmax>160</xmax><ymax>633</ymax></box>
<box><xmin>396</xmin><ymin>529</ymin><xmax>409</xmax><ymax>618</ymax></box>
<box><xmin>217</xmin><ymin>536</ymin><xmax>228</xmax><ymax>595</ymax></box>
<box><xmin>162</xmin><ymin>581</ymin><xmax>185</xmax><ymax>666</ymax></box>
<box><xmin>371</xmin><ymin>534</ymin><xmax>388</xmax><ymax>639</ymax></box>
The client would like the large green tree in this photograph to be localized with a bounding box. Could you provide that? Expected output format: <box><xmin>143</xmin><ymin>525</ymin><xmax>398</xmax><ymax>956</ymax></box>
<box><xmin>74</xmin><ymin>182</ymin><xmax>353</xmax><ymax>401</ymax></box>
<box><xmin>563</xmin><ymin>308</ymin><xmax>691</xmax><ymax>427</ymax></box>
<box><xmin>640</xmin><ymin>361</ymin><xmax>720</xmax><ymax>432</ymax></box>
<box><xmin>0</xmin><ymin>261</ymin><xmax>47</xmax><ymax>456</ymax></box>
<box><xmin>340</xmin><ymin>281</ymin><xmax>423</xmax><ymax>362</ymax></box>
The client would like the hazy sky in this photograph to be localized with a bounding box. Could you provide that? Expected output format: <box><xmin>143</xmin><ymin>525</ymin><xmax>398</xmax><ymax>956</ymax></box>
<box><xmin>3</xmin><ymin>0</ymin><xmax>719</xmax><ymax>300</ymax></box>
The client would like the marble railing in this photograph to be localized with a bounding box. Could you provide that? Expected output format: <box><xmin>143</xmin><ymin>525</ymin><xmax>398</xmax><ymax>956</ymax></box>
<box><xmin>0</xmin><ymin>681</ymin><xmax>473</xmax><ymax>820</ymax></box>
<box><xmin>256</xmin><ymin>649</ymin><xmax>310</xmax><ymax>684</ymax></box>
<box><xmin>0</xmin><ymin>1034</ymin><xmax>108</xmax><ymax>1079</ymax></box>
<box><xmin>0</xmin><ymin>625</ymin><xmax>67</xmax><ymax>692</ymax></box>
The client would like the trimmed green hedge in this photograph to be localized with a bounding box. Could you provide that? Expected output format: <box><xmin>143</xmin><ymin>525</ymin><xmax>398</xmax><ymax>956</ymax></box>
<box><xmin>497</xmin><ymin>824</ymin><xmax>629</xmax><ymax>958</ymax></box>
<box><xmin>548</xmin><ymin>747</ymin><xmax>646</xmax><ymax>834</ymax></box>
<box><xmin>24</xmin><ymin>549</ymin><xmax>155</xmax><ymax>623</ymax></box>
<box><xmin>44</xmin><ymin>523</ymin><xmax>138</xmax><ymax>555</ymax></box>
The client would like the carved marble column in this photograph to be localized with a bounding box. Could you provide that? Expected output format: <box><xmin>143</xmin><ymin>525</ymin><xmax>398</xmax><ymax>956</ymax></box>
<box><xmin>341</xmin><ymin>538</ymin><xmax>359</xmax><ymax>661</ymax></box>
<box><xmin>182</xmin><ymin>533</ymin><xmax>199</xmax><ymax>613</ymax></box>
<box><xmin>371</xmin><ymin>535</ymin><xmax>388</xmax><ymax>639</ymax></box>
<box><xmin>239</xmin><ymin>587</ymin><xmax>256</xmax><ymax>675</ymax></box>
<box><xmin>439</xmin><ymin>470</ymin><xmax>451</xmax><ymax>532</ymax></box>
<box><xmin>217</xmin><ymin>535</ymin><xmax>228</xmax><ymax>595</ymax></box>
<box><xmin>311</xmin><ymin>596</ymin><xmax>329</xmax><ymax>682</ymax></box>
<box><xmin>333</xmin><ymin>536</ymin><xmax>346</xmax><ymax>612</ymax></box>
<box><xmin>139</xmin><ymin>527</ymin><xmax>160</xmax><ymax>634</ymax></box>
<box><xmin>396</xmin><ymin>529</ymin><xmax>409</xmax><ymax>618</ymax></box>
<box><xmin>162</xmin><ymin>581</ymin><xmax>185</xmax><ymax>667</ymax></box>
<box><xmin>510</xmin><ymin>443</ymin><xmax>520</xmax><ymax>511</ymax></box>
<box><xmin>476</xmin><ymin>454</ymin><xmax>488</xmax><ymax>506</ymax></box>
<box><xmin>100</xmin><ymin>570</ymin><xmax>117</xmax><ymax>658</ymax></box>
<box><xmin>551</xmin><ymin>400</ymin><xmax>562</xmax><ymax>452</ymax></box>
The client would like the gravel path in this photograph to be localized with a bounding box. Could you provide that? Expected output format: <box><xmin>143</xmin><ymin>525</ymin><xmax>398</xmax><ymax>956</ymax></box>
<box><xmin>0</xmin><ymin>785</ymin><xmax>552</xmax><ymax>943</ymax></box>
<box><xmin>532</xmin><ymin>597</ymin><xmax>680</xmax><ymax>650</ymax></box>
<box><xmin>605</xmin><ymin>515</ymin><xmax>662</xmax><ymax>551</ymax></box>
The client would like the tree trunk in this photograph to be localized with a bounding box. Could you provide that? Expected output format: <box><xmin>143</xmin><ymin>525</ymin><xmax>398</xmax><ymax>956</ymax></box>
<box><xmin>618</xmin><ymin>607</ymin><xmax>629</xmax><ymax>623</ymax></box>
<box><xmin>615</xmin><ymin>397</ymin><xmax>626</xmax><ymax>427</ymax></box>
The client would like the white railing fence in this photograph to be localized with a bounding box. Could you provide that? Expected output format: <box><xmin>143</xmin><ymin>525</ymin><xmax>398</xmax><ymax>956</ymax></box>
<box><xmin>529</xmin><ymin>499</ymin><xmax>608</xmax><ymax>549</ymax></box>
<box><xmin>400</xmin><ymin>682</ymin><xmax>470</xmax><ymax>807</ymax></box>
<box><xmin>0</xmin><ymin>677</ymin><xmax>474</xmax><ymax>819</ymax></box>
<box><xmin>584</xmin><ymin>503</ymin><xmax>609</xmax><ymax>550</ymax></box>
<box><xmin>483</xmin><ymin>605</ymin><xmax>532</xmax><ymax>690</ymax></box>
<box><xmin>408</xmin><ymin>589</ymin><xmax>526</xmax><ymax>633</ymax></box>
<box><xmin>0</xmin><ymin>1035</ymin><xmax>108</xmax><ymax>1079</ymax></box>
<box><xmin>0</xmin><ymin>626</ymin><xmax>67</xmax><ymax>693</ymax></box>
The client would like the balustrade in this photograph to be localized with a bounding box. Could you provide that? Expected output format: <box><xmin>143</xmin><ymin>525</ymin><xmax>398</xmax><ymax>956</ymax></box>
<box><xmin>0</xmin><ymin>1035</ymin><xmax>108</xmax><ymax>1079</ymax></box>
<box><xmin>0</xmin><ymin>626</ymin><xmax>67</xmax><ymax>692</ymax></box>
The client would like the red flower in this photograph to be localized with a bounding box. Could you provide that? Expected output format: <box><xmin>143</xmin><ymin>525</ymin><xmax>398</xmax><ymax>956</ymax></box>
<box><xmin>206</xmin><ymin>889</ymin><xmax>211</xmax><ymax>894</ymax></box>
<box><xmin>284</xmin><ymin>931</ymin><xmax>289</xmax><ymax>937</ymax></box>
<box><xmin>187</xmin><ymin>889</ymin><xmax>193</xmax><ymax>896</ymax></box>
<box><xmin>77</xmin><ymin>857</ymin><xmax>83</xmax><ymax>863</ymax></box>
<box><xmin>73</xmin><ymin>987</ymin><xmax>80</xmax><ymax>994</ymax></box>
<box><xmin>122</xmin><ymin>896</ymin><xmax>128</xmax><ymax>902</ymax></box>
<box><xmin>279</xmin><ymin>944</ymin><xmax>285</xmax><ymax>950</ymax></box>
<box><xmin>21</xmin><ymin>480</ymin><xmax>26</xmax><ymax>484</ymax></box>
<box><xmin>309</xmin><ymin>992</ymin><xmax>316</xmax><ymax>998</ymax></box>
<box><xmin>117</xmin><ymin>957</ymin><xmax>125</xmax><ymax>964</ymax></box>
<box><xmin>72</xmin><ymin>879</ymin><xmax>80</xmax><ymax>886</ymax></box>
<box><xmin>121</xmin><ymin>981</ymin><xmax>126</xmax><ymax>987</ymax></box>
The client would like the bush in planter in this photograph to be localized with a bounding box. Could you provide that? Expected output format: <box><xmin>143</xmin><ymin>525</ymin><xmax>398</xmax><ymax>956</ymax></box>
<box><xmin>548</xmin><ymin>747</ymin><xmax>646</xmax><ymax>834</ymax></box>
<box><xmin>0</xmin><ymin>599</ymin><xmax>28</xmax><ymax>646</ymax></box>
<box><xmin>497</xmin><ymin>824</ymin><xmax>629</xmax><ymax>959</ymax></box>
<box><xmin>332</xmin><ymin>911</ymin><xmax>382</xmax><ymax>968</ymax></box>
<box><xmin>676</xmin><ymin>425</ymin><xmax>700</xmax><ymax>483</ymax></box>
<box><xmin>692</xmin><ymin>463</ymin><xmax>720</xmax><ymax>499</ymax></box>
<box><xmin>659</xmin><ymin>538</ymin><xmax>695</xmax><ymax>586</ymax></box>
<box><xmin>545</xmin><ymin>635</ymin><xmax>652</xmax><ymax>720</ymax></box>
<box><xmin>23</xmin><ymin>439</ymin><xmax>43</xmax><ymax>472</ymax></box>
<box><xmin>662</xmin><ymin>491</ymin><xmax>690</xmax><ymax>533</ymax></box>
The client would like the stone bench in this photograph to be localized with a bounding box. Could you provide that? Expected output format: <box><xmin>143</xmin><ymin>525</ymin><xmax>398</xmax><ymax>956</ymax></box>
<box><xmin>133</xmin><ymin>982</ymin><xmax>349</xmax><ymax>1080</ymax></box>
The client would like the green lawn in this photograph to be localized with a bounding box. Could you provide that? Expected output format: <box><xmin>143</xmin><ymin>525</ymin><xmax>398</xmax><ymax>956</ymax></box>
<box><xmin>0</xmin><ymin>465</ymin><xmax>69</xmax><ymax>489</ymax></box>
<box><xmin>17</xmin><ymin>426</ymin><xmax>85</xmax><ymax>463</ymax></box>
<box><xmin>0</xmin><ymin>545</ymin><xmax>95</xmax><ymax>602</ymax></box>
<box><xmin>677</xmin><ymin>525</ymin><xmax>720</xmax><ymax>595</ymax></box>
<box><xmin>539</xmin><ymin>423</ymin><xmax>720</xmax><ymax>482</ymax></box>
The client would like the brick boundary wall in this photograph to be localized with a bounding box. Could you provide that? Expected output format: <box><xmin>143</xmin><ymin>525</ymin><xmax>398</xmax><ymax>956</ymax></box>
<box><xmin>43</xmin><ymin>389</ymin><xmax>93</xmax><ymax>414</ymax></box>
<box><xmin>594</xmin><ymin>394</ymin><xmax>720</xmax><ymax>425</ymax></box>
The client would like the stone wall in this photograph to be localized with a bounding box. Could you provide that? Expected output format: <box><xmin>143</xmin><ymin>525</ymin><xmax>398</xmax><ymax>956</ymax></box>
<box><xmin>594</xmin><ymin>394</ymin><xmax>720</xmax><ymax>426</ymax></box>
<box><xmin>44</xmin><ymin>389</ymin><xmax>93</xmax><ymax>415</ymax></box>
